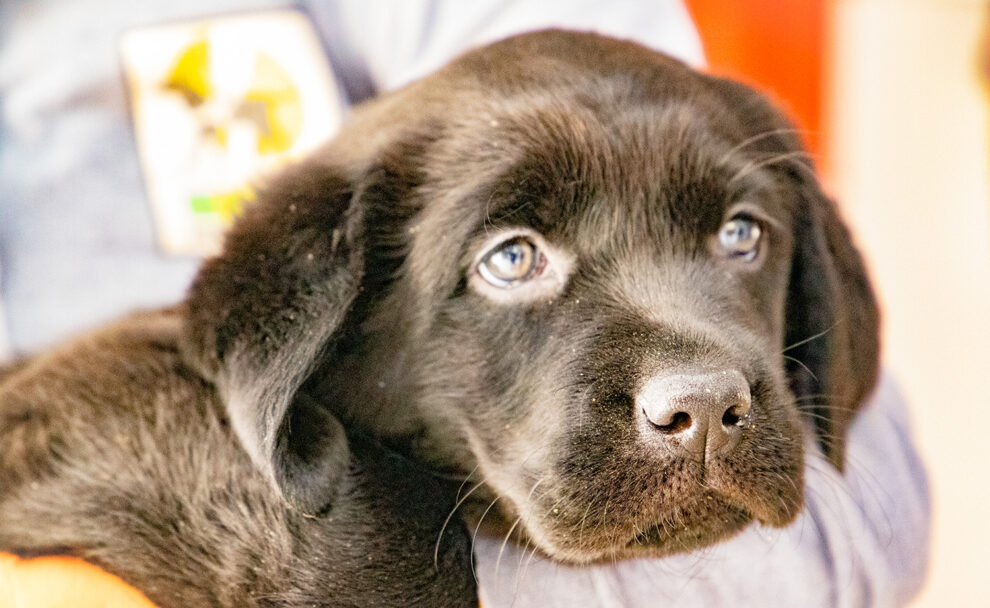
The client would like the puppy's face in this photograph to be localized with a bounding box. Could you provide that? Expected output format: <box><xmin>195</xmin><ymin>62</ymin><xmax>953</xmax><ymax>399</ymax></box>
<box><xmin>186</xmin><ymin>31</ymin><xmax>878</xmax><ymax>566</ymax></box>
<box><xmin>384</xmin><ymin>98</ymin><xmax>803</xmax><ymax>562</ymax></box>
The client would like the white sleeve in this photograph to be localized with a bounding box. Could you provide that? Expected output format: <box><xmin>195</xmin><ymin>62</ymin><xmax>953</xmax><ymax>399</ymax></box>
<box><xmin>307</xmin><ymin>0</ymin><xmax>704</xmax><ymax>98</ymax></box>
<box><xmin>474</xmin><ymin>372</ymin><xmax>931</xmax><ymax>607</ymax></box>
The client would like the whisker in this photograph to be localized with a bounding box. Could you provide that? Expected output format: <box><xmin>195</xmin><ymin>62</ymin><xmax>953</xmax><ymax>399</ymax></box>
<box><xmin>576</xmin><ymin>499</ymin><xmax>594</xmax><ymax>548</ymax></box>
<box><xmin>455</xmin><ymin>465</ymin><xmax>481</xmax><ymax>501</ymax></box>
<box><xmin>495</xmin><ymin>476</ymin><xmax>548</xmax><ymax>578</ymax></box>
<box><xmin>808</xmin><ymin>450</ymin><xmax>895</xmax><ymax>547</ymax></box>
<box><xmin>494</xmin><ymin>515</ymin><xmax>524</xmax><ymax>580</ymax></box>
<box><xmin>718</xmin><ymin>127</ymin><xmax>810</xmax><ymax>165</ymax></box>
<box><xmin>728</xmin><ymin>150</ymin><xmax>814</xmax><ymax>186</ymax></box>
<box><xmin>434</xmin><ymin>477</ymin><xmax>485</xmax><ymax>570</ymax></box>
<box><xmin>517</xmin><ymin>542</ymin><xmax>543</xmax><ymax>593</ymax></box>
<box><xmin>783</xmin><ymin>354</ymin><xmax>819</xmax><ymax>382</ymax></box>
<box><xmin>510</xmin><ymin>533</ymin><xmax>544</xmax><ymax>602</ymax></box>
<box><xmin>781</xmin><ymin>323</ymin><xmax>838</xmax><ymax>354</ymax></box>
<box><xmin>794</xmin><ymin>403</ymin><xmax>855</xmax><ymax>414</ymax></box>
<box><xmin>793</xmin><ymin>393</ymin><xmax>841</xmax><ymax>403</ymax></box>
<box><xmin>796</xmin><ymin>409</ymin><xmax>841</xmax><ymax>425</ymax></box>
<box><xmin>469</xmin><ymin>495</ymin><xmax>503</xmax><ymax>584</ymax></box>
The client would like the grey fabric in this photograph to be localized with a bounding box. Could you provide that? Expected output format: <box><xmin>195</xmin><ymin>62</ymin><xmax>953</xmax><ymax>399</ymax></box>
<box><xmin>475</xmin><ymin>372</ymin><xmax>930</xmax><ymax>607</ymax></box>
<box><xmin>305</xmin><ymin>0</ymin><xmax>704</xmax><ymax>103</ymax></box>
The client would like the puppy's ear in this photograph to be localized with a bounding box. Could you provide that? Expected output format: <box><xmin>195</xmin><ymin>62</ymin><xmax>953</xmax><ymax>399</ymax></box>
<box><xmin>784</xmin><ymin>181</ymin><xmax>880</xmax><ymax>470</ymax></box>
<box><xmin>708</xmin><ymin>76</ymin><xmax>881</xmax><ymax>469</ymax></box>
<box><xmin>183</xmin><ymin>159</ymin><xmax>371</xmax><ymax>515</ymax></box>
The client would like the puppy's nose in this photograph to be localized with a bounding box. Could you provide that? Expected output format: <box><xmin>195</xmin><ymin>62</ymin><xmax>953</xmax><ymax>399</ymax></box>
<box><xmin>636</xmin><ymin>370</ymin><xmax>751</xmax><ymax>460</ymax></box>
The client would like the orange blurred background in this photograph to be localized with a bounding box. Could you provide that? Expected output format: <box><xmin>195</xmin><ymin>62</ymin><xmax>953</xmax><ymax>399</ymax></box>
<box><xmin>687</xmin><ymin>0</ymin><xmax>828</xmax><ymax>170</ymax></box>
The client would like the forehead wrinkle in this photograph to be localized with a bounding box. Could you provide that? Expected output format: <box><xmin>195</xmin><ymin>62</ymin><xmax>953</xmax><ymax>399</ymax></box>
<box><xmin>468</xmin><ymin>109</ymin><xmax>754</xmax><ymax>285</ymax></box>
<box><xmin>555</xmin><ymin>106</ymin><xmax>738</xmax><ymax>263</ymax></box>
<box><xmin>472</xmin><ymin>98</ymin><xmax>725</xmax><ymax>240</ymax></box>
<box><xmin>489</xmin><ymin>105</ymin><xmax>613</xmax><ymax>224</ymax></box>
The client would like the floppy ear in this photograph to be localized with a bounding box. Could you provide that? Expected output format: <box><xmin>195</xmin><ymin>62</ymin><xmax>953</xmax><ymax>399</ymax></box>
<box><xmin>784</xmin><ymin>182</ymin><xmax>880</xmax><ymax>470</ymax></box>
<box><xmin>183</xmin><ymin>159</ymin><xmax>371</xmax><ymax>515</ymax></box>
<box><xmin>707</xmin><ymin>76</ymin><xmax>881</xmax><ymax>470</ymax></box>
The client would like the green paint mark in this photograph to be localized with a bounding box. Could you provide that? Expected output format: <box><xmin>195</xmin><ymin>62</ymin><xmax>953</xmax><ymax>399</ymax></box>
<box><xmin>190</xmin><ymin>189</ymin><xmax>252</xmax><ymax>221</ymax></box>
<box><xmin>190</xmin><ymin>195</ymin><xmax>214</xmax><ymax>214</ymax></box>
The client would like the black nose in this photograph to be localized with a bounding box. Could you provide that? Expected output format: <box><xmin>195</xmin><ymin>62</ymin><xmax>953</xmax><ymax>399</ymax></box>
<box><xmin>636</xmin><ymin>370</ymin><xmax>751</xmax><ymax>460</ymax></box>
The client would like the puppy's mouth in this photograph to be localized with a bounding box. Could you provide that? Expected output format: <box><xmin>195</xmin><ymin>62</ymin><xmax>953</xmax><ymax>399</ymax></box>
<box><xmin>469</xmin><ymin>473</ymin><xmax>799</xmax><ymax>565</ymax></box>
<box><xmin>540</xmin><ymin>494</ymin><xmax>754</xmax><ymax>563</ymax></box>
<box><xmin>472</xmin><ymin>433</ymin><xmax>805</xmax><ymax>564</ymax></box>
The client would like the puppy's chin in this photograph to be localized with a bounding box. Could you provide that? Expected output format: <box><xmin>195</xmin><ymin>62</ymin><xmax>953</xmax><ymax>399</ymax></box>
<box><xmin>621</xmin><ymin>497</ymin><xmax>753</xmax><ymax>559</ymax></box>
<box><xmin>466</xmin><ymin>481</ymin><xmax>802</xmax><ymax>565</ymax></box>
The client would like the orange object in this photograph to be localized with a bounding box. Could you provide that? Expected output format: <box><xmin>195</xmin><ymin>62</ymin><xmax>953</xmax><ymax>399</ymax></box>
<box><xmin>0</xmin><ymin>553</ymin><xmax>158</xmax><ymax>608</ymax></box>
<box><xmin>685</xmin><ymin>0</ymin><xmax>829</xmax><ymax>174</ymax></box>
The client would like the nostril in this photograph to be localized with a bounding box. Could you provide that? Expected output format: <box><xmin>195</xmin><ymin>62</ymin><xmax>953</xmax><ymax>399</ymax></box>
<box><xmin>721</xmin><ymin>405</ymin><xmax>744</xmax><ymax>427</ymax></box>
<box><xmin>645</xmin><ymin>409</ymin><xmax>692</xmax><ymax>434</ymax></box>
<box><xmin>721</xmin><ymin>388</ymin><xmax>752</xmax><ymax>428</ymax></box>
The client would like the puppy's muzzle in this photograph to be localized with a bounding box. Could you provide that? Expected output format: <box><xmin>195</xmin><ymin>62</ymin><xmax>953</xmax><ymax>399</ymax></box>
<box><xmin>637</xmin><ymin>370</ymin><xmax>751</xmax><ymax>461</ymax></box>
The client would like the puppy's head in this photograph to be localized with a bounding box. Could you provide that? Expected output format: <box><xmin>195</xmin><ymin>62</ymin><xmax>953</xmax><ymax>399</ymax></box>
<box><xmin>184</xmin><ymin>31</ymin><xmax>879</xmax><ymax>563</ymax></box>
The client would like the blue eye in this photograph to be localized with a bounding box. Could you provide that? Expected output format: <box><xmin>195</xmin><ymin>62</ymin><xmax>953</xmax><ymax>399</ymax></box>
<box><xmin>478</xmin><ymin>237</ymin><xmax>543</xmax><ymax>287</ymax></box>
<box><xmin>718</xmin><ymin>217</ymin><xmax>762</xmax><ymax>260</ymax></box>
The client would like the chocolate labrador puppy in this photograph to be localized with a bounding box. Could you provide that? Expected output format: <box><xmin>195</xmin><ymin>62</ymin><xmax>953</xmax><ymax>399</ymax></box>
<box><xmin>0</xmin><ymin>30</ymin><xmax>878</xmax><ymax>605</ymax></box>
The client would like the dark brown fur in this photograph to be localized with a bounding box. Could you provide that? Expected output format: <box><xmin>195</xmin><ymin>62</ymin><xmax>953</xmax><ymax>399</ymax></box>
<box><xmin>0</xmin><ymin>30</ymin><xmax>879</xmax><ymax>603</ymax></box>
<box><xmin>0</xmin><ymin>312</ymin><xmax>475</xmax><ymax>607</ymax></box>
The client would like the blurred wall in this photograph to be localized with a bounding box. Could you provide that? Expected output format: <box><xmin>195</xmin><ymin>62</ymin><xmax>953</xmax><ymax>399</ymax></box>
<box><xmin>830</xmin><ymin>0</ymin><xmax>990</xmax><ymax>605</ymax></box>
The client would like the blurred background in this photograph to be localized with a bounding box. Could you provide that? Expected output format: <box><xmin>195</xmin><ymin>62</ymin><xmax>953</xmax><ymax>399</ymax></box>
<box><xmin>685</xmin><ymin>0</ymin><xmax>990</xmax><ymax>604</ymax></box>
<box><xmin>1</xmin><ymin>0</ymin><xmax>988</xmax><ymax>604</ymax></box>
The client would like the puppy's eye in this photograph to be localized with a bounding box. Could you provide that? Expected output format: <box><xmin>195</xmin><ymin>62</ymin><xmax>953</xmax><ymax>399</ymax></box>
<box><xmin>478</xmin><ymin>237</ymin><xmax>545</xmax><ymax>287</ymax></box>
<box><xmin>718</xmin><ymin>217</ymin><xmax>762</xmax><ymax>261</ymax></box>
